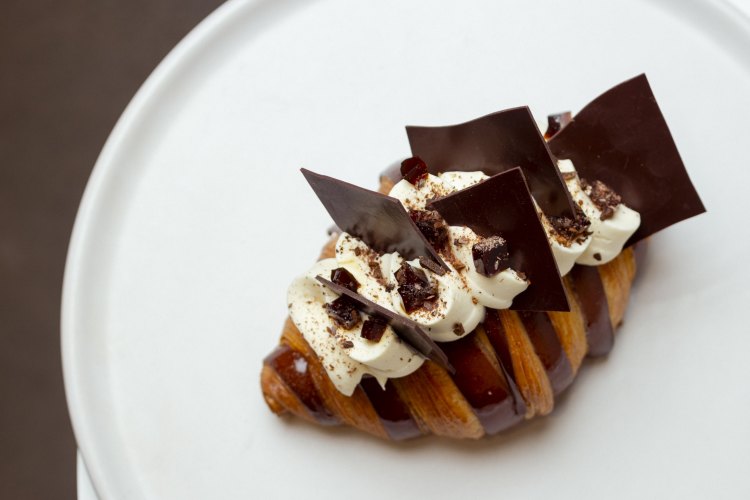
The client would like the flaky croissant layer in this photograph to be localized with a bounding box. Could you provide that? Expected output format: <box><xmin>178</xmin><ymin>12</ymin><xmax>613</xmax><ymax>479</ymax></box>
<box><xmin>261</xmin><ymin>227</ymin><xmax>640</xmax><ymax>441</ymax></box>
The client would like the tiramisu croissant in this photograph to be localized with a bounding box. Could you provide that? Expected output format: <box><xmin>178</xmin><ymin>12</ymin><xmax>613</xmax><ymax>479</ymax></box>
<box><xmin>260</xmin><ymin>74</ymin><xmax>705</xmax><ymax>441</ymax></box>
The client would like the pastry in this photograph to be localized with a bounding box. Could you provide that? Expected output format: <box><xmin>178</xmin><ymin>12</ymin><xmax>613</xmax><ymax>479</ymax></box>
<box><xmin>260</xmin><ymin>74</ymin><xmax>705</xmax><ymax>440</ymax></box>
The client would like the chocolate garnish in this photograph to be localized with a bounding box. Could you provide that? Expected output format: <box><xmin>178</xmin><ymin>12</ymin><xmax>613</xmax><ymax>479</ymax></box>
<box><xmin>324</xmin><ymin>297</ymin><xmax>361</xmax><ymax>330</ymax></box>
<box><xmin>471</xmin><ymin>235</ymin><xmax>510</xmax><ymax>277</ymax></box>
<box><xmin>581</xmin><ymin>178</ymin><xmax>621</xmax><ymax>221</ymax></box>
<box><xmin>400</xmin><ymin>156</ymin><xmax>428</xmax><ymax>185</ymax></box>
<box><xmin>316</xmin><ymin>276</ymin><xmax>453</xmax><ymax>372</ymax></box>
<box><xmin>409</xmin><ymin>209</ymin><xmax>448</xmax><ymax>252</ymax></box>
<box><xmin>547</xmin><ymin>207</ymin><xmax>591</xmax><ymax>245</ymax></box>
<box><xmin>428</xmin><ymin>168</ymin><xmax>570</xmax><ymax>311</ymax></box>
<box><xmin>361</xmin><ymin>318</ymin><xmax>387</xmax><ymax>342</ymax></box>
<box><xmin>301</xmin><ymin>169</ymin><xmax>447</xmax><ymax>270</ymax></box>
<box><xmin>407</xmin><ymin>106</ymin><xmax>576</xmax><ymax>218</ymax></box>
<box><xmin>544</xmin><ymin>111</ymin><xmax>572</xmax><ymax>139</ymax></box>
<box><xmin>418</xmin><ymin>256</ymin><xmax>446</xmax><ymax>276</ymax></box>
<box><xmin>330</xmin><ymin>267</ymin><xmax>360</xmax><ymax>293</ymax></box>
<box><xmin>395</xmin><ymin>262</ymin><xmax>438</xmax><ymax>313</ymax></box>
<box><xmin>548</xmin><ymin>74</ymin><xmax>706</xmax><ymax>244</ymax></box>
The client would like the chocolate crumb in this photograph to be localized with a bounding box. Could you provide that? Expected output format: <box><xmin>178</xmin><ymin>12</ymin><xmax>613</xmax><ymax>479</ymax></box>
<box><xmin>548</xmin><ymin>208</ymin><xmax>591</xmax><ymax>245</ymax></box>
<box><xmin>593</xmin><ymin>252</ymin><xmax>602</xmax><ymax>261</ymax></box>
<box><xmin>581</xmin><ymin>178</ymin><xmax>622</xmax><ymax>220</ymax></box>
<box><xmin>449</xmin><ymin>256</ymin><xmax>465</xmax><ymax>271</ymax></box>
<box><xmin>400</xmin><ymin>156</ymin><xmax>428</xmax><ymax>185</ymax></box>
<box><xmin>561</xmin><ymin>171</ymin><xmax>577</xmax><ymax>181</ymax></box>
<box><xmin>453</xmin><ymin>323</ymin><xmax>465</xmax><ymax>336</ymax></box>
<box><xmin>471</xmin><ymin>235</ymin><xmax>510</xmax><ymax>277</ymax></box>
<box><xmin>418</xmin><ymin>256</ymin><xmax>446</xmax><ymax>276</ymax></box>
<box><xmin>341</xmin><ymin>340</ymin><xmax>354</xmax><ymax>349</ymax></box>
<box><xmin>395</xmin><ymin>262</ymin><xmax>438</xmax><ymax>313</ymax></box>
<box><xmin>361</xmin><ymin>318</ymin><xmax>387</xmax><ymax>342</ymax></box>
<box><xmin>325</xmin><ymin>297</ymin><xmax>361</xmax><ymax>329</ymax></box>
<box><xmin>330</xmin><ymin>267</ymin><xmax>360</xmax><ymax>292</ymax></box>
<box><xmin>354</xmin><ymin>247</ymin><xmax>362</xmax><ymax>256</ymax></box>
<box><xmin>409</xmin><ymin>209</ymin><xmax>448</xmax><ymax>251</ymax></box>
<box><xmin>471</xmin><ymin>297</ymin><xmax>478</xmax><ymax>305</ymax></box>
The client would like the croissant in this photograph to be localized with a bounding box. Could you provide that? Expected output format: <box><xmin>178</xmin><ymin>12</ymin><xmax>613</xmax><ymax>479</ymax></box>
<box><xmin>261</xmin><ymin>176</ymin><xmax>642</xmax><ymax>441</ymax></box>
<box><xmin>260</xmin><ymin>74</ymin><xmax>705</xmax><ymax>441</ymax></box>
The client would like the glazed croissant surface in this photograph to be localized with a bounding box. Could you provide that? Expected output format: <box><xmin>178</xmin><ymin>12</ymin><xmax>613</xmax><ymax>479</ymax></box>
<box><xmin>261</xmin><ymin>178</ymin><xmax>640</xmax><ymax>440</ymax></box>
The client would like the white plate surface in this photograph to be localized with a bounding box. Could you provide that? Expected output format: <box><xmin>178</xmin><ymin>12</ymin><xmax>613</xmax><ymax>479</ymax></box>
<box><xmin>64</xmin><ymin>1</ymin><xmax>750</xmax><ymax>498</ymax></box>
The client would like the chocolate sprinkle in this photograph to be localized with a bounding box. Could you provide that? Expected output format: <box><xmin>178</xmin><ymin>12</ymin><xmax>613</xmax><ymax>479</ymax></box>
<box><xmin>418</xmin><ymin>256</ymin><xmax>447</xmax><ymax>276</ymax></box>
<box><xmin>406</xmin><ymin>106</ymin><xmax>576</xmax><ymax>218</ymax></box>
<box><xmin>548</xmin><ymin>208</ymin><xmax>591</xmax><ymax>245</ymax></box>
<box><xmin>409</xmin><ymin>209</ymin><xmax>449</xmax><ymax>252</ymax></box>
<box><xmin>330</xmin><ymin>267</ymin><xmax>360</xmax><ymax>292</ymax></box>
<box><xmin>324</xmin><ymin>297</ymin><xmax>361</xmax><ymax>330</ymax></box>
<box><xmin>471</xmin><ymin>236</ymin><xmax>510</xmax><ymax>277</ymax></box>
<box><xmin>301</xmin><ymin>169</ymin><xmax>447</xmax><ymax>269</ymax></box>
<box><xmin>581</xmin><ymin>178</ymin><xmax>621</xmax><ymax>221</ymax></box>
<box><xmin>548</xmin><ymin>74</ymin><xmax>706</xmax><ymax>244</ymax></box>
<box><xmin>452</xmin><ymin>323</ymin><xmax>465</xmax><ymax>336</ymax></box>
<box><xmin>316</xmin><ymin>276</ymin><xmax>453</xmax><ymax>372</ymax></box>
<box><xmin>361</xmin><ymin>318</ymin><xmax>387</xmax><ymax>342</ymax></box>
<box><xmin>428</xmin><ymin>168</ymin><xmax>569</xmax><ymax>311</ymax></box>
<box><xmin>395</xmin><ymin>262</ymin><xmax>439</xmax><ymax>313</ymax></box>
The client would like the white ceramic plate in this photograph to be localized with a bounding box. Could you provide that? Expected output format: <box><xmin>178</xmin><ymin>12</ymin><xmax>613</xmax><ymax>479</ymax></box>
<box><xmin>64</xmin><ymin>1</ymin><xmax>750</xmax><ymax>498</ymax></box>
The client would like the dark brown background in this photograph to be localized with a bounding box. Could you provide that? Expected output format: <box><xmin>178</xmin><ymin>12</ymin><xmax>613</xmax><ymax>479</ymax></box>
<box><xmin>0</xmin><ymin>1</ymin><xmax>224</xmax><ymax>498</ymax></box>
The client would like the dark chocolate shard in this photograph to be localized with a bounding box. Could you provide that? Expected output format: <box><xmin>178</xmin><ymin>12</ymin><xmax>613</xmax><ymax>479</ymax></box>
<box><xmin>324</xmin><ymin>296</ymin><xmax>361</xmax><ymax>330</ymax></box>
<box><xmin>407</xmin><ymin>106</ymin><xmax>576</xmax><ymax>218</ymax></box>
<box><xmin>548</xmin><ymin>74</ymin><xmax>706</xmax><ymax>245</ymax></box>
<box><xmin>409</xmin><ymin>209</ymin><xmax>449</xmax><ymax>252</ymax></box>
<box><xmin>301</xmin><ymin>169</ymin><xmax>447</xmax><ymax>269</ymax></box>
<box><xmin>395</xmin><ymin>262</ymin><xmax>439</xmax><ymax>313</ymax></box>
<box><xmin>544</xmin><ymin>111</ymin><xmax>572</xmax><ymax>139</ymax></box>
<box><xmin>428</xmin><ymin>168</ymin><xmax>569</xmax><ymax>311</ymax></box>
<box><xmin>361</xmin><ymin>318</ymin><xmax>387</xmax><ymax>342</ymax></box>
<box><xmin>581</xmin><ymin>178</ymin><xmax>621</xmax><ymax>221</ymax></box>
<box><xmin>471</xmin><ymin>235</ymin><xmax>510</xmax><ymax>277</ymax></box>
<box><xmin>330</xmin><ymin>267</ymin><xmax>360</xmax><ymax>293</ymax></box>
<box><xmin>400</xmin><ymin>156</ymin><xmax>428</xmax><ymax>185</ymax></box>
<box><xmin>316</xmin><ymin>276</ymin><xmax>454</xmax><ymax>373</ymax></box>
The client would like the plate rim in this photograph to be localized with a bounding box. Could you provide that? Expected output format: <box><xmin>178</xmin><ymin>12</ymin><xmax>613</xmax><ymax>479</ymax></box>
<box><xmin>61</xmin><ymin>0</ymin><xmax>750</xmax><ymax>498</ymax></box>
<box><xmin>61</xmin><ymin>0</ymin><xmax>262</xmax><ymax>497</ymax></box>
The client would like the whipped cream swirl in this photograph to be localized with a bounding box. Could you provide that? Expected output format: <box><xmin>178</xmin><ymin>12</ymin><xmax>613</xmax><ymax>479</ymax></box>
<box><xmin>555</xmin><ymin>159</ymin><xmax>640</xmax><ymax>266</ymax></box>
<box><xmin>287</xmin><ymin>167</ymin><xmax>640</xmax><ymax>395</ymax></box>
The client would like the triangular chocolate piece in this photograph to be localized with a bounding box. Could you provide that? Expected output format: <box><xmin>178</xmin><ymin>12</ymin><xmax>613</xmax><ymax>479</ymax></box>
<box><xmin>406</xmin><ymin>106</ymin><xmax>576</xmax><ymax>219</ymax></box>
<box><xmin>301</xmin><ymin>169</ymin><xmax>447</xmax><ymax>269</ymax></box>
<box><xmin>548</xmin><ymin>74</ymin><xmax>706</xmax><ymax>245</ymax></box>
<box><xmin>316</xmin><ymin>276</ymin><xmax>453</xmax><ymax>373</ymax></box>
<box><xmin>428</xmin><ymin>168</ymin><xmax>569</xmax><ymax>312</ymax></box>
